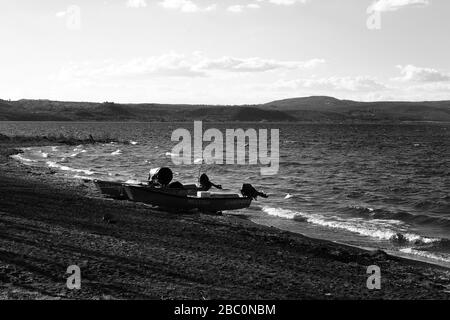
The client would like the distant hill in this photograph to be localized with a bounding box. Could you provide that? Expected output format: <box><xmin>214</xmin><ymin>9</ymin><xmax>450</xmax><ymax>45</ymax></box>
<box><xmin>263</xmin><ymin>96</ymin><xmax>450</xmax><ymax>122</ymax></box>
<box><xmin>1</xmin><ymin>96</ymin><xmax>450</xmax><ymax>122</ymax></box>
<box><xmin>263</xmin><ymin>96</ymin><xmax>353</xmax><ymax>111</ymax></box>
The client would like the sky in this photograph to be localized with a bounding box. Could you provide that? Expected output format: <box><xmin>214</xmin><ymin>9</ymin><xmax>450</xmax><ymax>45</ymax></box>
<box><xmin>0</xmin><ymin>0</ymin><xmax>449</xmax><ymax>104</ymax></box>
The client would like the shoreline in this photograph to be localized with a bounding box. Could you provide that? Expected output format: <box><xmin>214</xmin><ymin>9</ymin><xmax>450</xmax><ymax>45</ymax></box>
<box><xmin>1</xmin><ymin>139</ymin><xmax>450</xmax><ymax>299</ymax></box>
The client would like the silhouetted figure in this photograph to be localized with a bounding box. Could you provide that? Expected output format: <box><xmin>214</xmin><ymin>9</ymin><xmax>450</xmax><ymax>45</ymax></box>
<box><xmin>199</xmin><ymin>173</ymin><xmax>222</xmax><ymax>191</ymax></box>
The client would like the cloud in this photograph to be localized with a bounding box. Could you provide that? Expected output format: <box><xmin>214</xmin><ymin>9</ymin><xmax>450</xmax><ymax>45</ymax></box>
<box><xmin>157</xmin><ymin>0</ymin><xmax>309</xmax><ymax>14</ymax></box>
<box><xmin>196</xmin><ymin>56</ymin><xmax>324</xmax><ymax>72</ymax></box>
<box><xmin>393</xmin><ymin>65</ymin><xmax>450</xmax><ymax>82</ymax></box>
<box><xmin>261</xmin><ymin>0</ymin><xmax>310</xmax><ymax>5</ymax></box>
<box><xmin>55</xmin><ymin>11</ymin><xmax>67</xmax><ymax>17</ymax></box>
<box><xmin>53</xmin><ymin>53</ymin><xmax>325</xmax><ymax>81</ymax></box>
<box><xmin>159</xmin><ymin>0</ymin><xmax>217</xmax><ymax>13</ymax></box>
<box><xmin>126</xmin><ymin>0</ymin><xmax>147</xmax><ymax>8</ymax></box>
<box><xmin>368</xmin><ymin>0</ymin><xmax>430</xmax><ymax>12</ymax></box>
<box><xmin>273</xmin><ymin>76</ymin><xmax>387</xmax><ymax>92</ymax></box>
<box><xmin>227</xmin><ymin>3</ymin><xmax>261</xmax><ymax>13</ymax></box>
<box><xmin>54</xmin><ymin>54</ymin><xmax>206</xmax><ymax>80</ymax></box>
<box><xmin>159</xmin><ymin>0</ymin><xmax>308</xmax><ymax>14</ymax></box>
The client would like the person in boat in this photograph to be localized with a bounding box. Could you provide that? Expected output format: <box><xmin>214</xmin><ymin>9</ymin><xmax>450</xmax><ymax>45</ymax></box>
<box><xmin>199</xmin><ymin>173</ymin><xmax>222</xmax><ymax>191</ymax></box>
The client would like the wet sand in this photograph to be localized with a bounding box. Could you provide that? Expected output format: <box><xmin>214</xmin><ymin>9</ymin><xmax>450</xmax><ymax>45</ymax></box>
<box><xmin>1</xmin><ymin>139</ymin><xmax>449</xmax><ymax>299</ymax></box>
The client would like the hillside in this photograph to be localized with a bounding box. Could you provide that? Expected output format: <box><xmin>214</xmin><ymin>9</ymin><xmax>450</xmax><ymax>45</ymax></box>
<box><xmin>1</xmin><ymin>96</ymin><xmax>450</xmax><ymax>122</ymax></box>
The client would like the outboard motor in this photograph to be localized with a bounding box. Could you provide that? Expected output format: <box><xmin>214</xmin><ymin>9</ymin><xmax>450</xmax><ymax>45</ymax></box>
<box><xmin>199</xmin><ymin>173</ymin><xmax>222</xmax><ymax>191</ymax></box>
<box><xmin>149</xmin><ymin>167</ymin><xmax>173</xmax><ymax>186</ymax></box>
<box><xmin>241</xmin><ymin>184</ymin><xmax>268</xmax><ymax>200</ymax></box>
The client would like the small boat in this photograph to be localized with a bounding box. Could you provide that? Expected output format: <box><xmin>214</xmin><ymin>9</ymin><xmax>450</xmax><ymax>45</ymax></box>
<box><xmin>94</xmin><ymin>167</ymin><xmax>267</xmax><ymax>213</ymax></box>
<box><xmin>123</xmin><ymin>184</ymin><xmax>253</xmax><ymax>212</ymax></box>
<box><xmin>93</xmin><ymin>179</ymin><xmax>128</xmax><ymax>200</ymax></box>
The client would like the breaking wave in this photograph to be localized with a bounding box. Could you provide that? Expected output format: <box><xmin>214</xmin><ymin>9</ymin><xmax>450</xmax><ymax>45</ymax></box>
<box><xmin>46</xmin><ymin>161</ymin><xmax>95</xmax><ymax>175</ymax></box>
<box><xmin>10</xmin><ymin>154</ymin><xmax>37</xmax><ymax>163</ymax></box>
<box><xmin>261</xmin><ymin>207</ymin><xmax>439</xmax><ymax>245</ymax></box>
<box><xmin>111</xmin><ymin>149</ymin><xmax>122</xmax><ymax>155</ymax></box>
<box><xmin>400</xmin><ymin>248</ymin><xmax>450</xmax><ymax>264</ymax></box>
<box><xmin>345</xmin><ymin>205</ymin><xmax>450</xmax><ymax>229</ymax></box>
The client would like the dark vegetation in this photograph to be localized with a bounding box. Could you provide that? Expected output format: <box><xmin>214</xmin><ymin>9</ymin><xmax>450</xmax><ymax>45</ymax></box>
<box><xmin>1</xmin><ymin>96</ymin><xmax>450</xmax><ymax>122</ymax></box>
<box><xmin>0</xmin><ymin>132</ymin><xmax>119</xmax><ymax>146</ymax></box>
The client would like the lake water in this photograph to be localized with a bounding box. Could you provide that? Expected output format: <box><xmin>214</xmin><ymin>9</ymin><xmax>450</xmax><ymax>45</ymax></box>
<box><xmin>2</xmin><ymin>121</ymin><xmax>449</xmax><ymax>267</ymax></box>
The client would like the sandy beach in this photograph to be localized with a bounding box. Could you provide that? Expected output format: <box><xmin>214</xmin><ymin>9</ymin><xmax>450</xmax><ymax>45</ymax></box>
<box><xmin>1</xmin><ymin>138</ymin><xmax>449</xmax><ymax>300</ymax></box>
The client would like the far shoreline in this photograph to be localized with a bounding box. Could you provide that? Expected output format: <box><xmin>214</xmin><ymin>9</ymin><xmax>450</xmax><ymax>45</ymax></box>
<box><xmin>2</xmin><ymin>120</ymin><xmax>450</xmax><ymax>124</ymax></box>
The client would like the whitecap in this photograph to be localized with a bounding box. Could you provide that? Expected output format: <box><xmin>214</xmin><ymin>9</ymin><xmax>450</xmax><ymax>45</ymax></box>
<box><xmin>37</xmin><ymin>150</ymin><xmax>49</xmax><ymax>158</ymax></box>
<box><xmin>111</xmin><ymin>149</ymin><xmax>122</xmax><ymax>155</ymax></box>
<box><xmin>10</xmin><ymin>154</ymin><xmax>37</xmax><ymax>163</ymax></box>
<box><xmin>73</xmin><ymin>175</ymin><xmax>94</xmax><ymax>181</ymax></box>
<box><xmin>165</xmin><ymin>152</ymin><xmax>177</xmax><ymax>157</ymax></box>
<box><xmin>46</xmin><ymin>161</ymin><xmax>95</xmax><ymax>175</ymax></box>
<box><xmin>108</xmin><ymin>172</ymin><xmax>121</xmax><ymax>177</ymax></box>
<box><xmin>400</xmin><ymin>248</ymin><xmax>450</xmax><ymax>263</ymax></box>
<box><xmin>262</xmin><ymin>207</ymin><xmax>298</xmax><ymax>220</ymax></box>
<box><xmin>69</xmin><ymin>149</ymin><xmax>86</xmax><ymax>157</ymax></box>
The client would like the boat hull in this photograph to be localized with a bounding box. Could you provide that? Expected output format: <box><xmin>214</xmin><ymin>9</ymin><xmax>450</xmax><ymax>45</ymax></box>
<box><xmin>187</xmin><ymin>196</ymin><xmax>252</xmax><ymax>212</ymax></box>
<box><xmin>124</xmin><ymin>185</ymin><xmax>252</xmax><ymax>212</ymax></box>
<box><xmin>93</xmin><ymin>180</ymin><xmax>128</xmax><ymax>200</ymax></box>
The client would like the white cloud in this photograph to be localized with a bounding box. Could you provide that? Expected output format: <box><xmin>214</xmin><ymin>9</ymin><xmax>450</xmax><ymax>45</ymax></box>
<box><xmin>157</xmin><ymin>0</ymin><xmax>309</xmax><ymax>13</ymax></box>
<box><xmin>393</xmin><ymin>65</ymin><xmax>450</xmax><ymax>82</ymax></box>
<box><xmin>263</xmin><ymin>0</ymin><xmax>309</xmax><ymax>5</ymax></box>
<box><xmin>227</xmin><ymin>5</ymin><xmax>244</xmax><ymax>13</ymax></box>
<box><xmin>273</xmin><ymin>76</ymin><xmax>387</xmax><ymax>92</ymax></box>
<box><xmin>159</xmin><ymin>0</ymin><xmax>307</xmax><ymax>14</ymax></box>
<box><xmin>126</xmin><ymin>0</ymin><xmax>147</xmax><ymax>8</ymax></box>
<box><xmin>368</xmin><ymin>0</ymin><xmax>430</xmax><ymax>12</ymax></box>
<box><xmin>55</xmin><ymin>11</ymin><xmax>67</xmax><ymax>17</ymax></box>
<box><xmin>227</xmin><ymin>3</ymin><xmax>261</xmax><ymax>13</ymax></box>
<box><xmin>196</xmin><ymin>56</ymin><xmax>324</xmax><ymax>72</ymax></box>
<box><xmin>54</xmin><ymin>54</ymin><xmax>205</xmax><ymax>80</ymax></box>
<box><xmin>53</xmin><ymin>53</ymin><xmax>325</xmax><ymax>81</ymax></box>
<box><xmin>159</xmin><ymin>0</ymin><xmax>216</xmax><ymax>13</ymax></box>
<box><xmin>247</xmin><ymin>3</ymin><xmax>261</xmax><ymax>9</ymax></box>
